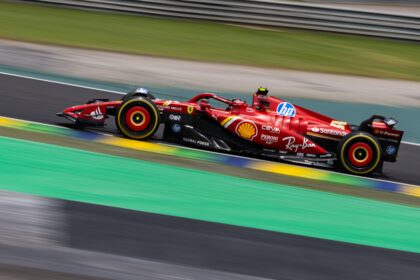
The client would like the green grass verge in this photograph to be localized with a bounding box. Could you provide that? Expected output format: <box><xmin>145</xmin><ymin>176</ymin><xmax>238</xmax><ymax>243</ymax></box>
<box><xmin>1</xmin><ymin>1</ymin><xmax>420</xmax><ymax>80</ymax></box>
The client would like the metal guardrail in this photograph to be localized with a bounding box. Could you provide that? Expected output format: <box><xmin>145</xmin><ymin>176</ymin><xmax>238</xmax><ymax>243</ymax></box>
<box><xmin>25</xmin><ymin>0</ymin><xmax>420</xmax><ymax>40</ymax></box>
<box><xmin>304</xmin><ymin>1</ymin><xmax>420</xmax><ymax>4</ymax></box>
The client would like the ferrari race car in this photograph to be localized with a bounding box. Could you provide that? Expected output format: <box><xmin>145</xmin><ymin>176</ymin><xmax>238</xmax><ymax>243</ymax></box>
<box><xmin>57</xmin><ymin>87</ymin><xmax>403</xmax><ymax>175</ymax></box>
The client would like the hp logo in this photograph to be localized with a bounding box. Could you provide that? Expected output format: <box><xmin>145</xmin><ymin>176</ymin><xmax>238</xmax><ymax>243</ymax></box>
<box><xmin>277</xmin><ymin>102</ymin><xmax>296</xmax><ymax>117</ymax></box>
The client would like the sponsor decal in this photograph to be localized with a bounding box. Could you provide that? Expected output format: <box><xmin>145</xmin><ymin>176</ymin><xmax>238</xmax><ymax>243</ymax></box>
<box><xmin>305</xmin><ymin>153</ymin><xmax>316</xmax><ymax>158</ymax></box>
<box><xmin>282</xmin><ymin>136</ymin><xmax>316</xmax><ymax>152</ymax></box>
<box><xmin>163</xmin><ymin>101</ymin><xmax>182</xmax><ymax>111</ymax></box>
<box><xmin>378</xmin><ymin>130</ymin><xmax>401</xmax><ymax>138</ymax></box>
<box><xmin>262</xmin><ymin>125</ymin><xmax>280</xmax><ymax>134</ymax></box>
<box><xmin>319</xmin><ymin>153</ymin><xmax>333</xmax><ymax>158</ymax></box>
<box><xmin>261</xmin><ymin>134</ymin><xmax>278</xmax><ymax>144</ymax></box>
<box><xmin>377</xmin><ymin>136</ymin><xmax>398</xmax><ymax>143</ymax></box>
<box><xmin>182</xmin><ymin>137</ymin><xmax>210</xmax><ymax>147</ymax></box>
<box><xmin>277</xmin><ymin>102</ymin><xmax>296</xmax><ymax>117</ymax></box>
<box><xmin>172</xmin><ymin>123</ymin><xmax>181</xmax><ymax>133</ymax></box>
<box><xmin>169</xmin><ymin>106</ymin><xmax>182</xmax><ymax>111</ymax></box>
<box><xmin>315</xmin><ymin>127</ymin><xmax>346</xmax><ymax>137</ymax></box>
<box><xmin>330</xmin><ymin>120</ymin><xmax>347</xmax><ymax>130</ymax></box>
<box><xmin>311</xmin><ymin>127</ymin><xmax>320</xmax><ymax>133</ymax></box>
<box><xmin>236</xmin><ymin>121</ymin><xmax>258</xmax><ymax>140</ymax></box>
<box><xmin>90</xmin><ymin>107</ymin><xmax>103</xmax><ymax>120</ymax></box>
<box><xmin>386</xmin><ymin>145</ymin><xmax>396</xmax><ymax>155</ymax></box>
<box><xmin>246</xmin><ymin>107</ymin><xmax>254</xmax><ymax>113</ymax></box>
<box><xmin>187</xmin><ymin>105</ymin><xmax>194</xmax><ymax>114</ymax></box>
<box><xmin>169</xmin><ymin>114</ymin><xmax>181</xmax><ymax>121</ymax></box>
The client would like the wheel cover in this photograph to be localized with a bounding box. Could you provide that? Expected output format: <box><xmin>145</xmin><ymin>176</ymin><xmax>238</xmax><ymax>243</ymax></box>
<box><xmin>348</xmin><ymin>142</ymin><xmax>373</xmax><ymax>167</ymax></box>
<box><xmin>125</xmin><ymin>106</ymin><xmax>150</xmax><ymax>131</ymax></box>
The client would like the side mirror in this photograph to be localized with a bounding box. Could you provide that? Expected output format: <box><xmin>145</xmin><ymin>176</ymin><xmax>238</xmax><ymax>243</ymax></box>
<box><xmin>385</xmin><ymin>117</ymin><xmax>398</xmax><ymax>128</ymax></box>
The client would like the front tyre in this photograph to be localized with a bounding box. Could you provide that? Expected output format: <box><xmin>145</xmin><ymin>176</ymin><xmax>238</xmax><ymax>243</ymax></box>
<box><xmin>337</xmin><ymin>132</ymin><xmax>382</xmax><ymax>175</ymax></box>
<box><xmin>115</xmin><ymin>97</ymin><xmax>160</xmax><ymax>140</ymax></box>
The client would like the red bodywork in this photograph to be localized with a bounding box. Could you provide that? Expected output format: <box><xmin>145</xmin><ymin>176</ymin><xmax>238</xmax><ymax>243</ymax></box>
<box><xmin>61</xmin><ymin>92</ymin><xmax>360</xmax><ymax>155</ymax></box>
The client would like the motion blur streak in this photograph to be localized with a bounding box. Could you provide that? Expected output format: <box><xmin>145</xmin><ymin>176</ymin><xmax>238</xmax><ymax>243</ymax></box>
<box><xmin>401</xmin><ymin>185</ymin><xmax>420</xmax><ymax>198</ymax></box>
<box><xmin>0</xmin><ymin>191</ymin><xmax>263</xmax><ymax>280</ymax></box>
<box><xmin>1</xmin><ymin>191</ymin><xmax>419</xmax><ymax>279</ymax></box>
<box><xmin>250</xmin><ymin>162</ymin><xmax>327</xmax><ymax>180</ymax></box>
<box><xmin>100</xmin><ymin>137</ymin><xmax>176</xmax><ymax>154</ymax></box>
<box><xmin>0</xmin><ymin>191</ymin><xmax>64</xmax><ymax>246</ymax></box>
<box><xmin>0</xmin><ymin>2</ymin><xmax>419</xmax><ymax>278</ymax></box>
<box><xmin>0</xmin><ymin>115</ymin><xmax>418</xmax><ymax>198</ymax></box>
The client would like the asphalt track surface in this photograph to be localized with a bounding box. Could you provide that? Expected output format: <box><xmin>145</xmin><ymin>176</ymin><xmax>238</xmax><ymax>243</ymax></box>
<box><xmin>2</xmin><ymin>193</ymin><xmax>420</xmax><ymax>280</ymax></box>
<box><xmin>66</xmin><ymin>200</ymin><xmax>420</xmax><ymax>280</ymax></box>
<box><xmin>0</xmin><ymin>73</ymin><xmax>419</xmax><ymax>185</ymax></box>
<box><xmin>1</xmin><ymin>73</ymin><xmax>420</xmax><ymax>279</ymax></box>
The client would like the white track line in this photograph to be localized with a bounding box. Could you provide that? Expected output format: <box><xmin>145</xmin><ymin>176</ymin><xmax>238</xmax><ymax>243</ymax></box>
<box><xmin>0</xmin><ymin>71</ymin><xmax>125</xmax><ymax>95</ymax></box>
<box><xmin>402</xmin><ymin>141</ymin><xmax>420</xmax><ymax>147</ymax></box>
<box><xmin>1</xmin><ymin>71</ymin><xmax>420</xmax><ymax>147</ymax></box>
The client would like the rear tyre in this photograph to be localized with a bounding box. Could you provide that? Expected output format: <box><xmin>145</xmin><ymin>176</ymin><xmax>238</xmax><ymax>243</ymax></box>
<box><xmin>115</xmin><ymin>97</ymin><xmax>160</xmax><ymax>140</ymax></box>
<box><xmin>337</xmin><ymin>131</ymin><xmax>382</xmax><ymax>175</ymax></box>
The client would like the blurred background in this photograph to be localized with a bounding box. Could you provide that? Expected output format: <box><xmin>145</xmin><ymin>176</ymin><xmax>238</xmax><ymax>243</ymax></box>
<box><xmin>0</xmin><ymin>0</ymin><xmax>420</xmax><ymax>279</ymax></box>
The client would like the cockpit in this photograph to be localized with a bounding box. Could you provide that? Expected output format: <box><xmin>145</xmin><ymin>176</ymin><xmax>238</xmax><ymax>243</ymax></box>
<box><xmin>189</xmin><ymin>93</ymin><xmax>248</xmax><ymax>111</ymax></box>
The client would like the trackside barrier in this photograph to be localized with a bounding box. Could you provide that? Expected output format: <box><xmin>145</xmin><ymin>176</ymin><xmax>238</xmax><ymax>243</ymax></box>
<box><xmin>25</xmin><ymin>0</ymin><xmax>420</xmax><ymax>40</ymax></box>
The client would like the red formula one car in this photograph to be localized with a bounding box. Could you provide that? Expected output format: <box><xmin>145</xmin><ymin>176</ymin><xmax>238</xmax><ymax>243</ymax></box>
<box><xmin>57</xmin><ymin>87</ymin><xmax>403</xmax><ymax>175</ymax></box>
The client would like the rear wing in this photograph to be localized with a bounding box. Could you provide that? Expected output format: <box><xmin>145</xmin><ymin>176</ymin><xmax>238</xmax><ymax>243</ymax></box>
<box><xmin>360</xmin><ymin>115</ymin><xmax>403</xmax><ymax>162</ymax></box>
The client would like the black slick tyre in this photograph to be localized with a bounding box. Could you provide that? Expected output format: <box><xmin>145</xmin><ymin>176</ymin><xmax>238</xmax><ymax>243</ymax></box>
<box><xmin>337</xmin><ymin>131</ymin><xmax>382</xmax><ymax>175</ymax></box>
<box><xmin>115</xmin><ymin>97</ymin><xmax>160</xmax><ymax>140</ymax></box>
<box><xmin>122</xmin><ymin>91</ymin><xmax>155</xmax><ymax>102</ymax></box>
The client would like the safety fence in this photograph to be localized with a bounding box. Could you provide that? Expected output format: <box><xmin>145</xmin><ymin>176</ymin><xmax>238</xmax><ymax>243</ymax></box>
<box><xmin>24</xmin><ymin>0</ymin><xmax>420</xmax><ymax>40</ymax></box>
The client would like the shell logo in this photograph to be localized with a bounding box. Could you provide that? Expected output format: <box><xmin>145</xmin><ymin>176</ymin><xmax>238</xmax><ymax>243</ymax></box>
<box><xmin>236</xmin><ymin>121</ymin><xmax>258</xmax><ymax>140</ymax></box>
